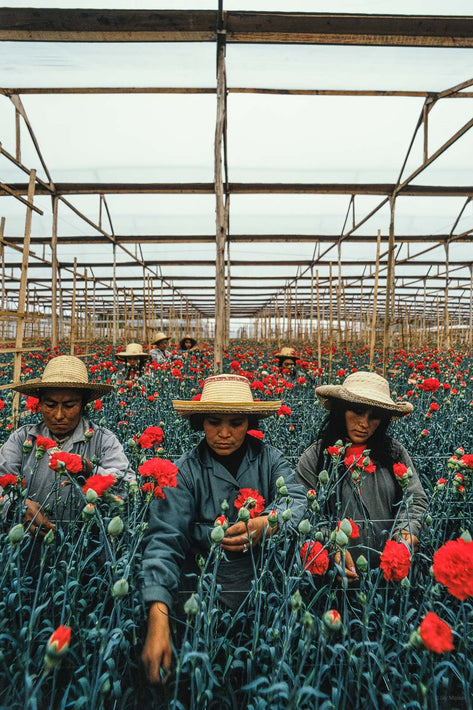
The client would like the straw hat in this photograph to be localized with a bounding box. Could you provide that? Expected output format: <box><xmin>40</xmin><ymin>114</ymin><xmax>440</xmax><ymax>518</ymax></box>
<box><xmin>151</xmin><ymin>332</ymin><xmax>169</xmax><ymax>345</ymax></box>
<box><xmin>116</xmin><ymin>343</ymin><xmax>149</xmax><ymax>361</ymax></box>
<box><xmin>275</xmin><ymin>347</ymin><xmax>298</xmax><ymax>362</ymax></box>
<box><xmin>12</xmin><ymin>355</ymin><xmax>113</xmax><ymax>401</ymax></box>
<box><xmin>172</xmin><ymin>374</ymin><xmax>281</xmax><ymax>419</ymax></box>
<box><xmin>315</xmin><ymin>371</ymin><xmax>413</xmax><ymax>418</ymax></box>
<box><xmin>179</xmin><ymin>334</ymin><xmax>197</xmax><ymax>349</ymax></box>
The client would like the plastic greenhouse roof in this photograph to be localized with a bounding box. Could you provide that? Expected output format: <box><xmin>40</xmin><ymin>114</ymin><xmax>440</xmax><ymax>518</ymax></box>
<box><xmin>0</xmin><ymin>3</ymin><xmax>472</xmax><ymax>336</ymax></box>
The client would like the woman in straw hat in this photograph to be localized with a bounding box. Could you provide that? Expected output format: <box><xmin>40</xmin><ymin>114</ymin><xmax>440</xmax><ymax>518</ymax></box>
<box><xmin>0</xmin><ymin>355</ymin><xmax>134</xmax><ymax>537</ymax></box>
<box><xmin>275</xmin><ymin>346</ymin><xmax>300</xmax><ymax>380</ymax></box>
<box><xmin>116</xmin><ymin>342</ymin><xmax>149</xmax><ymax>383</ymax></box>
<box><xmin>141</xmin><ymin>373</ymin><xmax>307</xmax><ymax>684</ymax></box>
<box><xmin>149</xmin><ymin>332</ymin><xmax>173</xmax><ymax>363</ymax></box>
<box><xmin>179</xmin><ymin>333</ymin><xmax>199</xmax><ymax>354</ymax></box>
<box><xmin>296</xmin><ymin>371</ymin><xmax>428</xmax><ymax>582</ymax></box>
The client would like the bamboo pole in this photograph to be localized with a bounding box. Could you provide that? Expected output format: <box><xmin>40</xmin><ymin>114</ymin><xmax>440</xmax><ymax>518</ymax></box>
<box><xmin>369</xmin><ymin>230</ymin><xmax>382</xmax><ymax>370</ymax></box>
<box><xmin>444</xmin><ymin>243</ymin><xmax>450</xmax><ymax>349</ymax></box>
<box><xmin>469</xmin><ymin>266</ymin><xmax>473</xmax><ymax>346</ymax></box>
<box><xmin>70</xmin><ymin>257</ymin><xmax>77</xmax><ymax>355</ymax></box>
<box><xmin>51</xmin><ymin>195</ymin><xmax>58</xmax><ymax>348</ymax></box>
<box><xmin>383</xmin><ymin>197</ymin><xmax>396</xmax><ymax>376</ymax></box>
<box><xmin>328</xmin><ymin>262</ymin><xmax>333</xmax><ymax>380</ymax></box>
<box><xmin>214</xmin><ymin>35</ymin><xmax>227</xmax><ymax>373</ymax></box>
<box><xmin>316</xmin><ymin>270</ymin><xmax>321</xmax><ymax>373</ymax></box>
<box><xmin>12</xmin><ymin>170</ymin><xmax>36</xmax><ymax>427</ymax></box>
<box><xmin>0</xmin><ymin>218</ymin><xmax>5</xmax><ymax>341</ymax></box>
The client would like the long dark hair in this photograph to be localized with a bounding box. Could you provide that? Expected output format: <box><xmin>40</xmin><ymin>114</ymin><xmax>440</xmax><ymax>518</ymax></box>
<box><xmin>316</xmin><ymin>400</ymin><xmax>395</xmax><ymax>471</ymax></box>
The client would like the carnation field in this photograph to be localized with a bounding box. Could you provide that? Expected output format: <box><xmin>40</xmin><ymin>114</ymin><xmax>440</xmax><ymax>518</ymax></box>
<box><xmin>1</xmin><ymin>339</ymin><xmax>473</xmax><ymax>710</ymax></box>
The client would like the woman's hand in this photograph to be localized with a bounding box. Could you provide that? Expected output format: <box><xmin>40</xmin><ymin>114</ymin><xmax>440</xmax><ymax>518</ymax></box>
<box><xmin>23</xmin><ymin>499</ymin><xmax>56</xmax><ymax>537</ymax></box>
<box><xmin>142</xmin><ymin>602</ymin><xmax>172</xmax><ymax>684</ymax></box>
<box><xmin>221</xmin><ymin>515</ymin><xmax>272</xmax><ymax>553</ymax></box>
<box><xmin>396</xmin><ymin>530</ymin><xmax>419</xmax><ymax>552</ymax></box>
<box><xmin>334</xmin><ymin>548</ymin><xmax>359</xmax><ymax>584</ymax></box>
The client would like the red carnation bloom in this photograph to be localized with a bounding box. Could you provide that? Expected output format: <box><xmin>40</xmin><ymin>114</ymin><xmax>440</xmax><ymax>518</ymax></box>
<box><xmin>300</xmin><ymin>540</ymin><xmax>329</xmax><ymax>575</ymax></box>
<box><xmin>234</xmin><ymin>487</ymin><xmax>266</xmax><ymax>518</ymax></box>
<box><xmin>429</xmin><ymin>402</ymin><xmax>439</xmax><ymax>412</ymax></box>
<box><xmin>49</xmin><ymin>451</ymin><xmax>83</xmax><ymax>475</ymax></box>
<box><xmin>93</xmin><ymin>400</ymin><xmax>103</xmax><ymax>411</ymax></box>
<box><xmin>419</xmin><ymin>612</ymin><xmax>454</xmax><ymax>654</ymax></box>
<box><xmin>46</xmin><ymin>625</ymin><xmax>71</xmax><ymax>656</ymax></box>
<box><xmin>327</xmin><ymin>445</ymin><xmax>343</xmax><ymax>457</ymax></box>
<box><xmin>432</xmin><ymin>538</ymin><xmax>473</xmax><ymax>600</ymax></box>
<box><xmin>0</xmin><ymin>473</ymin><xmax>22</xmax><ymax>490</ymax></box>
<box><xmin>36</xmin><ymin>436</ymin><xmax>57</xmax><ymax>451</ymax></box>
<box><xmin>192</xmin><ymin>394</ymin><xmax>202</xmax><ymax>401</ymax></box>
<box><xmin>247</xmin><ymin>429</ymin><xmax>264</xmax><ymax>439</ymax></box>
<box><xmin>421</xmin><ymin>378</ymin><xmax>441</xmax><ymax>392</ymax></box>
<box><xmin>277</xmin><ymin>404</ymin><xmax>292</xmax><ymax>417</ymax></box>
<box><xmin>0</xmin><ymin>400</ymin><xmax>5</xmax><ymax>411</ymax></box>
<box><xmin>460</xmin><ymin>454</ymin><xmax>473</xmax><ymax>470</ymax></box>
<box><xmin>139</xmin><ymin>458</ymin><xmax>178</xmax><ymax>489</ymax></box>
<box><xmin>25</xmin><ymin>396</ymin><xmax>40</xmax><ymax>413</ymax></box>
<box><xmin>379</xmin><ymin>540</ymin><xmax>411</xmax><ymax>582</ymax></box>
<box><xmin>82</xmin><ymin>474</ymin><xmax>116</xmax><ymax>497</ymax></box>
<box><xmin>137</xmin><ymin>426</ymin><xmax>164</xmax><ymax>449</ymax></box>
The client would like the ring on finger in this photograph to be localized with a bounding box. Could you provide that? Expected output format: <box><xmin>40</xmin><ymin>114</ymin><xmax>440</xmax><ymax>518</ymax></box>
<box><xmin>242</xmin><ymin>543</ymin><xmax>248</xmax><ymax>553</ymax></box>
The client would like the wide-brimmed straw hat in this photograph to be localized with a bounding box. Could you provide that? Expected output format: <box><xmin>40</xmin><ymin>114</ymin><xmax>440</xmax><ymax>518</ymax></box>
<box><xmin>151</xmin><ymin>332</ymin><xmax>169</xmax><ymax>345</ymax></box>
<box><xmin>116</xmin><ymin>343</ymin><xmax>149</xmax><ymax>361</ymax></box>
<box><xmin>275</xmin><ymin>347</ymin><xmax>298</xmax><ymax>362</ymax></box>
<box><xmin>315</xmin><ymin>371</ymin><xmax>413</xmax><ymax>418</ymax></box>
<box><xmin>172</xmin><ymin>374</ymin><xmax>281</xmax><ymax>419</ymax></box>
<box><xmin>179</xmin><ymin>334</ymin><xmax>197</xmax><ymax>348</ymax></box>
<box><xmin>12</xmin><ymin>355</ymin><xmax>113</xmax><ymax>401</ymax></box>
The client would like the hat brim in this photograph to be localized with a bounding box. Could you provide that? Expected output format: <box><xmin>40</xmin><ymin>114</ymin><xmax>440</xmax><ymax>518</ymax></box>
<box><xmin>172</xmin><ymin>400</ymin><xmax>282</xmax><ymax>419</ymax></box>
<box><xmin>315</xmin><ymin>385</ymin><xmax>413</xmax><ymax>419</ymax></box>
<box><xmin>13</xmin><ymin>380</ymin><xmax>113</xmax><ymax>402</ymax></box>
<box><xmin>116</xmin><ymin>353</ymin><xmax>149</xmax><ymax>361</ymax></box>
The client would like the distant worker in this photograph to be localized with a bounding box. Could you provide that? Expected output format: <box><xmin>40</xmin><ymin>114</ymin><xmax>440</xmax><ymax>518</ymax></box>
<box><xmin>179</xmin><ymin>334</ymin><xmax>199</xmax><ymax>355</ymax></box>
<box><xmin>116</xmin><ymin>343</ymin><xmax>149</xmax><ymax>384</ymax></box>
<box><xmin>149</xmin><ymin>333</ymin><xmax>173</xmax><ymax>363</ymax></box>
<box><xmin>275</xmin><ymin>347</ymin><xmax>300</xmax><ymax>378</ymax></box>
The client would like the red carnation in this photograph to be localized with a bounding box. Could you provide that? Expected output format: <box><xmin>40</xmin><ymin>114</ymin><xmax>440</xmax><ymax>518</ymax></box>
<box><xmin>46</xmin><ymin>625</ymin><xmax>71</xmax><ymax>656</ymax></box>
<box><xmin>277</xmin><ymin>405</ymin><xmax>292</xmax><ymax>417</ymax></box>
<box><xmin>379</xmin><ymin>540</ymin><xmax>411</xmax><ymax>582</ymax></box>
<box><xmin>421</xmin><ymin>378</ymin><xmax>441</xmax><ymax>392</ymax></box>
<box><xmin>326</xmin><ymin>445</ymin><xmax>343</xmax><ymax>457</ymax></box>
<box><xmin>82</xmin><ymin>474</ymin><xmax>116</xmax><ymax>497</ymax></box>
<box><xmin>247</xmin><ymin>429</ymin><xmax>264</xmax><ymax>440</ymax></box>
<box><xmin>25</xmin><ymin>396</ymin><xmax>40</xmax><ymax>413</ymax></box>
<box><xmin>49</xmin><ymin>451</ymin><xmax>83</xmax><ymax>475</ymax></box>
<box><xmin>93</xmin><ymin>400</ymin><xmax>103</xmax><ymax>411</ymax></box>
<box><xmin>139</xmin><ymin>458</ymin><xmax>178</xmax><ymax>489</ymax></box>
<box><xmin>337</xmin><ymin>519</ymin><xmax>360</xmax><ymax>539</ymax></box>
<box><xmin>419</xmin><ymin>612</ymin><xmax>454</xmax><ymax>654</ymax></box>
<box><xmin>137</xmin><ymin>426</ymin><xmax>164</xmax><ymax>449</ymax></box>
<box><xmin>234</xmin><ymin>487</ymin><xmax>266</xmax><ymax>518</ymax></box>
<box><xmin>460</xmin><ymin>454</ymin><xmax>473</xmax><ymax>470</ymax></box>
<box><xmin>0</xmin><ymin>473</ymin><xmax>23</xmax><ymax>490</ymax></box>
<box><xmin>432</xmin><ymin>538</ymin><xmax>473</xmax><ymax>600</ymax></box>
<box><xmin>300</xmin><ymin>540</ymin><xmax>329</xmax><ymax>575</ymax></box>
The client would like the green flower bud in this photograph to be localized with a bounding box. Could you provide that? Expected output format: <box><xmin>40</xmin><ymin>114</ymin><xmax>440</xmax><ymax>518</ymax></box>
<box><xmin>211</xmin><ymin>525</ymin><xmax>225</xmax><ymax>543</ymax></box>
<box><xmin>311</xmin><ymin>500</ymin><xmax>320</xmax><ymax>513</ymax></box>
<box><xmin>318</xmin><ymin>470</ymin><xmax>329</xmax><ymax>485</ymax></box>
<box><xmin>339</xmin><ymin>518</ymin><xmax>353</xmax><ymax>537</ymax></box>
<box><xmin>276</xmin><ymin>476</ymin><xmax>286</xmax><ymax>489</ymax></box>
<box><xmin>184</xmin><ymin>593</ymin><xmax>199</xmax><ymax>617</ymax></box>
<box><xmin>409</xmin><ymin>630</ymin><xmax>423</xmax><ymax>649</ymax></box>
<box><xmin>8</xmin><ymin>523</ymin><xmax>25</xmax><ymax>545</ymax></box>
<box><xmin>322</xmin><ymin>609</ymin><xmax>342</xmax><ymax>632</ymax></box>
<box><xmin>291</xmin><ymin>590</ymin><xmax>302</xmax><ymax>612</ymax></box>
<box><xmin>459</xmin><ymin>529</ymin><xmax>472</xmax><ymax>542</ymax></box>
<box><xmin>298</xmin><ymin>518</ymin><xmax>311</xmax><ymax>535</ymax></box>
<box><xmin>43</xmin><ymin>529</ymin><xmax>55</xmax><ymax>546</ymax></box>
<box><xmin>314</xmin><ymin>531</ymin><xmax>324</xmax><ymax>542</ymax></box>
<box><xmin>302</xmin><ymin>611</ymin><xmax>314</xmax><ymax>631</ymax></box>
<box><xmin>282</xmin><ymin>508</ymin><xmax>292</xmax><ymax>523</ymax></box>
<box><xmin>401</xmin><ymin>577</ymin><xmax>411</xmax><ymax>589</ymax></box>
<box><xmin>82</xmin><ymin>503</ymin><xmax>95</xmax><ymax>520</ymax></box>
<box><xmin>86</xmin><ymin>488</ymin><xmax>98</xmax><ymax>503</ymax></box>
<box><xmin>424</xmin><ymin>514</ymin><xmax>432</xmax><ymax>526</ymax></box>
<box><xmin>356</xmin><ymin>554</ymin><xmax>368</xmax><ymax>573</ymax></box>
<box><xmin>278</xmin><ymin>485</ymin><xmax>289</xmax><ymax>496</ymax></box>
<box><xmin>112</xmin><ymin>578</ymin><xmax>129</xmax><ymax>598</ymax></box>
<box><xmin>335</xmin><ymin>530</ymin><xmax>349</xmax><ymax>547</ymax></box>
<box><xmin>238</xmin><ymin>507</ymin><xmax>250</xmax><ymax>523</ymax></box>
<box><xmin>107</xmin><ymin>516</ymin><xmax>124</xmax><ymax>538</ymax></box>
<box><xmin>267</xmin><ymin>510</ymin><xmax>279</xmax><ymax>528</ymax></box>
<box><xmin>221</xmin><ymin>499</ymin><xmax>229</xmax><ymax>512</ymax></box>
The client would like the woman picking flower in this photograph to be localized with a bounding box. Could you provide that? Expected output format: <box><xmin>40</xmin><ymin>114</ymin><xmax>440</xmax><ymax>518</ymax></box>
<box><xmin>296</xmin><ymin>371</ymin><xmax>428</xmax><ymax>582</ymax></box>
<box><xmin>141</xmin><ymin>373</ymin><xmax>307</xmax><ymax>684</ymax></box>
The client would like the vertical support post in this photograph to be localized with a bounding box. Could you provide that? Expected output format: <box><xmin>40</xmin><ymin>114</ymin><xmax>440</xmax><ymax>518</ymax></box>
<box><xmin>70</xmin><ymin>257</ymin><xmax>77</xmax><ymax>355</ymax></box>
<box><xmin>214</xmin><ymin>31</ymin><xmax>227</xmax><ymax>373</ymax></box>
<box><xmin>316</xmin><ymin>270</ymin><xmax>321</xmax><ymax>376</ymax></box>
<box><xmin>112</xmin><ymin>243</ymin><xmax>118</xmax><ymax>346</ymax></box>
<box><xmin>51</xmin><ymin>195</ymin><xmax>58</xmax><ymax>348</ymax></box>
<box><xmin>444</xmin><ymin>243</ymin><xmax>450</xmax><ymax>349</ymax></box>
<box><xmin>369</xmin><ymin>230</ymin><xmax>381</xmax><ymax>370</ymax></box>
<box><xmin>12</xmin><ymin>170</ymin><xmax>36</xmax><ymax>427</ymax></box>
<box><xmin>383</xmin><ymin>196</ymin><xmax>396</xmax><ymax>376</ymax></box>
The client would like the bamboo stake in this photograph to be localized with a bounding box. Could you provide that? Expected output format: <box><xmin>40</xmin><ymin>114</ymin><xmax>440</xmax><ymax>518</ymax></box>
<box><xmin>444</xmin><ymin>243</ymin><xmax>450</xmax><ymax>349</ymax></box>
<box><xmin>328</xmin><ymin>262</ymin><xmax>333</xmax><ymax>380</ymax></box>
<box><xmin>70</xmin><ymin>257</ymin><xmax>77</xmax><ymax>355</ymax></box>
<box><xmin>369</xmin><ymin>230</ymin><xmax>382</xmax><ymax>369</ymax></box>
<box><xmin>469</xmin><ymin>266</ymin><xmax>473</xmax><ymax>346</ymax></box>
<box><xmin>316</xmin><ymin>270</ymin><xmax>321</xmax><ymax>373</ymax></box>
<box><xmin>383</xmin><ymin>197</ymin><xmax>396</xmax><ymax>376</ymax></box>
<box><xmin>214</xmin><ymin>36</ymin><xmax>227</xmax><ymax>373</ymax></box>
<box><xmin>50</xmin><ymin>195</ymin><xmax>58</xmax><ymax>348</ymax></box>
<box><xmin>12</xmin><ymin>170</ymin><xmax>36</xmax><ymax>427</ymax></box>
<box><xmin>0</xmin><ymin>218</ymin><xmax>5</xmax><ymax>341</ymax></box>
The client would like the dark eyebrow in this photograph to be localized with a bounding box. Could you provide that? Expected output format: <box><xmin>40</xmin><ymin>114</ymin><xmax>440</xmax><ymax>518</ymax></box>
<box><xmin>43</xmin><ymin>397</ymin><xmax>82</xmax><ymax>405</ymax></box>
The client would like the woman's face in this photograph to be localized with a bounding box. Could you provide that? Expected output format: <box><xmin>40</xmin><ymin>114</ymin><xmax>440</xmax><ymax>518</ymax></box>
<box><xmin>203</xmin><ymin>414</ymin><xmax>249</xmax><ymax>456</ymax></box>
<box><xmin>157</xmin><ymin>339</ymin><xmax>168</xmax><ymax>352</ymax></box>
<box><xmin>183</xmin><ymin>339</ymin><xmax>192</xmax><ymax>349</ymax></box>
<box><xmin>127</xmin><ymin>356</ymin><xmax>139</xmax><ymax>367</ymax></box>
<box><xmin>280</xmin><ymin>358</ymin><xmax>295</xmax><ymax>370</ymax></box>
<box><xmin>344</xmin><ymin>406</ymin><xmax>382</xmax><ymax>445</ymax></box>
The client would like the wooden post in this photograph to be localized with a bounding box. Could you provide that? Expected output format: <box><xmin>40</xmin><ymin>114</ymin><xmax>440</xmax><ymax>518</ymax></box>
<box><xmin>328</xmin><ymin>262</ymin><xmax>333</xmax><ymax>380</ymax></box>
<box><xmin>369</xmin><ymin>230</ymin><xmax>382</xmax><ymax>370</ymax></box>
<box><xmin>0</xmin><ymin>218</ymin><xmax>5</xmax><ymax>341</ymax></box>
<box><xmin>12</xmin><ymin>170</ymin><xmax>36</xmax><ymax>427</ymax></box>
<box><xmin>214</xmin><ymin>35</ymin><xmax>227</xmax><ymax>373</ymax></box>
<box><xmin>383</xmin><ymin>197</ymin><xmax>396</xmax><ymax>376</ymax></box>
<box><xmin>316</xmin><ymin>270</ymin><xmax>321</xmax><ymax>373</ymax></box>
<box><xmin>50</xmin><ymin>196</ymin><xmax>58</xmax><ymax>348</ymax></box>
<box><xmin>112</xmin><ymin>243</ymin><xmax>118</xmax><ymax>346</ymax></box>
<box><xmin>444</xmin><ymin>243</ymin><xmax>450</xmax><ymax>349</ymax></box>
<box><xmin>70</xmin><ymin>257</ymin><xmax>77</xmax><ymax>355</ymax></box>
<box><xmin>469</xmin><ymin>266</ymin><xmax>473</xmax><ymax>346</ymax></box>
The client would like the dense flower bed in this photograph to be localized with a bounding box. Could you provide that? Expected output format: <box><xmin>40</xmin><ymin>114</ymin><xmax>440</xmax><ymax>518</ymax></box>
<box><xmin>1</xmin><ymin>339</ymin><xmax>473</xmax><ymax>709</ymax></box>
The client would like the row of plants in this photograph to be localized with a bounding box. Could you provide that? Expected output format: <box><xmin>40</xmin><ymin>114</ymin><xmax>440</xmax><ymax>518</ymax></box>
<box><xmin>0</xmin><ymin>339</ymin><xmax>472</xmax><ymax>708</ymax></box>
